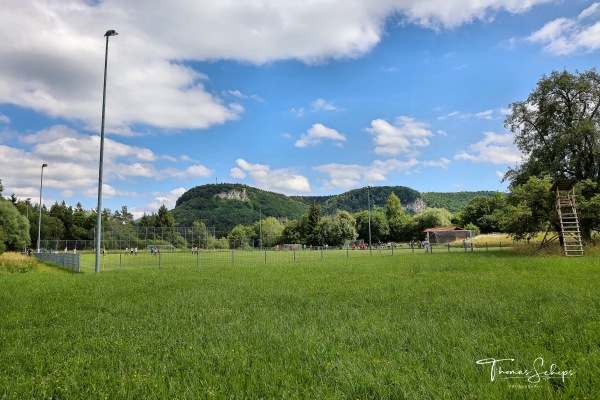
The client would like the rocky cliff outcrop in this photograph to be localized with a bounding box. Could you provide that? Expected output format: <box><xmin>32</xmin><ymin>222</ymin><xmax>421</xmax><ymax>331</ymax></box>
<box><xmin>214</xmin><ymin>188</ymin><xmax>250</xmax><ymax>202</ymax></box>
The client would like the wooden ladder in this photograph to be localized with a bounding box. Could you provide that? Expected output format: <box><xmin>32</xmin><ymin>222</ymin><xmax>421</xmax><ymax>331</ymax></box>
<box><xmin>555</xmin><ymin>188</ymin><xmax>584</xmax><ymax>257</ymax></box>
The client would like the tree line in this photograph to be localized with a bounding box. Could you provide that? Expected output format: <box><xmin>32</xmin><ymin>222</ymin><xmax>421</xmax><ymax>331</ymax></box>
<box><xmin>1</xmin><ymin>68</ymin><xmax>599</xmax><ymax>253</ymax></box>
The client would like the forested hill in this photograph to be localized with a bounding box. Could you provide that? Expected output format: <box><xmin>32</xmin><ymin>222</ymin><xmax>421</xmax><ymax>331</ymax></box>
<box><xmin>293</xmin><ymin>186</ymin><xmax>422</xmax><ymax>215</ymax></box>
<box><xmin>421</xmin><ymin>191</ymin><xmax>501</xmax><ymax>213</ymax></box>
<box><xmin>171</xmin><ymin>184</ymin><xmax>309</xmax><ymax>235</ymax></box>
<box><xmin>171</xmin><ymin>183</ymin><xmax>500</xmax><ymax>236</ymax></box>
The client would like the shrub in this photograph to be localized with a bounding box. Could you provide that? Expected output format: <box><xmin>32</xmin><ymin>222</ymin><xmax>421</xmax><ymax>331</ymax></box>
<box><xmin>0</xmin><ymin>252</ymin><xmax>38</xmax><ymax>273</ymax></box>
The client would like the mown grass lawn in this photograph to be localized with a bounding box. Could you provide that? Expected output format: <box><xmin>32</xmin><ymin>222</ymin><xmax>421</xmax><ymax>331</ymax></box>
<box><xmin>0</xmin><ymin>251</ymin><xmax>598</xmax><ymax>399</ymax></box>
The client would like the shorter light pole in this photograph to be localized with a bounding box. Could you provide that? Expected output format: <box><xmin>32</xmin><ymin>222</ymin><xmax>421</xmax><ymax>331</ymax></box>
<box><xmin>37</xmin><ymin>164</ymin><xmax>47</xmax><ymax>252</ymax></box>
<box><xmin>25</xmin><ymin>198</ymin><xmax>31</xmax><ymax>253</ymax></box>
<box><xmin>367</xmin><ymin>186</ymin><xmax>372</xmax><ymax>256</ymax></box>
<box><xmin>258</xmin><ymin>206</ymin><xmax>262</xmax><ymax>250</ymax></box>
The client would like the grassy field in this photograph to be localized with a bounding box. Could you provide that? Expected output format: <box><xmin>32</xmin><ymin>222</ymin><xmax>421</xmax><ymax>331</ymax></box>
<box><xmin>0</xmin><ymin>250</ymin><xmax>598</xmax><ymax>399</ymax></box>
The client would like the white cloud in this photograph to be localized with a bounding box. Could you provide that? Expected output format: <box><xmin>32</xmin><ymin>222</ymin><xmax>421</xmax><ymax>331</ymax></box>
<box><xmin>0</xmin><ymin>114</ymin><xmax>10</xmax><ymax>124</ymax></box>
<box><xmin>454</xmin><ymin>132</ymin><xmax>523</xmax><ymax>164</ymax></box>
<box><xmin>528</xmin><ymin>2</ymin><xmax>600</xmax><ymax>55</ymax></box>
<box><xmin>291</xmin><ymin>107</ymin><xmax>306</xmax><ymax>117</ymax></box>
<box><xmin>400</xmin><ymin>0</ymin><xmax>551</xmax><ymax>29</ymax></box>
<box><xmin>130</xmin><ymin>187</ymin><xmax>187</xmax><ymax>219</ymax></box>
<box><xmin>315</xmin><ymin>157</ymin><xmax>448</xmax><ymax>190</ymax></box>
<box><xmin>184</xmin><ymin>165</ymin><xmax>214</xmax><ymax>178</ymax></box>
<box><xmin>180</xmin><ymin>155</ymin><xmax>198</xmax><ymax>163</ymax></box>
<box><xmin>233</xmin><ymin>158</ymin><xmax>311</xmax><ymax>194</ymax></box>
<box><xmin>422</xmin><ymin>158</ymin><xmax>451</xmax><ymax>169</ymax></box>
<box><xmin>294</xmin><ymin>123</ymin><xmax>347</xmax><ymax>148</ymax></box>
<box><xmin>475</xmin><ymin>110</ymin><xmax>494</xmax><ymax>120</ymax></box>
<box><xmin>439</xmin><ymin>109</ymin><xmax>499</xmax><ymax>120</ymax></box>
<box><xmin>230</xmin><ymin>167</ymin><xmax>247</xmax><ymax>180</ymax></box>
<box><xmin>311</xmin><ymin>98</ymin><xmax>343</xmax><ymax>112</ymax></box>
<box><xmin>0</xmin><ymin>0</ymin><xmax>555</xmax><ymax>136</ymax></box>
<box><xmin>366</xmin><ymin>116</ymin><xmax>433</xmax><ymax>156</ymax></box>
<box><xmin>0</xmin><ymin>124</ymin><xmax>214</xmax><ymax>204</ymax></box>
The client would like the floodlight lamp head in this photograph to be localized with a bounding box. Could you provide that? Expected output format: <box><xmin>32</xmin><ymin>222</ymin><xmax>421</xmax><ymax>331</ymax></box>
<box><xmin>42</xmin><ymin>163</ymin><xmax>48</xmax><ymax>168</ymax></box>
<box><xmin>104</xmin><ymin>30</ymin><xmax>118</xmax><ymax>37</ymax></box>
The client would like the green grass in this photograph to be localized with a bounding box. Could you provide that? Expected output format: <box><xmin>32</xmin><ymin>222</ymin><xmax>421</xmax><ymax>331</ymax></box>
<box><xmin>0</xmin><ymin>251</ymin><xmax>598</xmax><ymax>399</ymax></box>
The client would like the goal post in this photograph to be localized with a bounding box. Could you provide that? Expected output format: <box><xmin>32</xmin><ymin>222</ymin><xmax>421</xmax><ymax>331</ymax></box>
<box><xmin>145</xmin><ymin>244</ymin><xmax>175</xmax><ymax>253</ymax></box>
<box><xmin>426</xmin><ymin>229</ymin><xmax>473</xmax><ymax>245</ymax></box>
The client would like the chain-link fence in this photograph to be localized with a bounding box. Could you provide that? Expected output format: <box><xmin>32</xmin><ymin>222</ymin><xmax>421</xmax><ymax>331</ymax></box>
<box><xmin>79</xmin><ymin>241</ymin><xmax>513</xmax><ymax>272</ymax></box>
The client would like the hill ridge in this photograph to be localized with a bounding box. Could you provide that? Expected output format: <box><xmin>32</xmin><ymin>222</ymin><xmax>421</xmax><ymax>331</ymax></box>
<box><xmin>171</xmin><ymin>183</ymin><xmax>500</xmax><ymax>237</ymax></box>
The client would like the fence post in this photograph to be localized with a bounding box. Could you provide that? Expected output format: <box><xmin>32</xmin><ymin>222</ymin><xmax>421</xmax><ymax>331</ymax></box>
<box><xmin>471</xmin><ymin>243</ymin><xmax>474</xmax><ymax>252</ymax></box>
<box><xmin>411</xmin><ymin>243</ymin><xmax>414</xmax><ymax>254</ymax></box>
<box><xmin>159</xmin><ymin>251</ymin><xmax>161</xmax><ymax>268</ymax></box>
<box><xmin>486</xmin><ymin>242</ymin><xmax>488</xmax><ymax>251</ymax></box>
<box><xmin>196</xmin><ymin>249</ymin><xmax>199</xmax><ymax>267</ymax></box>
<box><xmin>264</xmin><ymin>249</ymin><xmax>267</xmax><ymax>264</ymax></box>
<box><xmin>120</xmin><ymin>253</ymin><xmax>122</xmax><ymax>271</ymax></box>
<box><xmin>346</xmin><ymin>245</ymin><xmax>349</xmax><ymax>258</ymax></box>
<box><xmin>448</xmin><ymin>243</ymin><xmax>450</xmax><ymax>253</ymax></box>
<box><xmin>321</xmin><ymin>246</ymin><xmax>323</xmax><ymax>260</ymax></box>
<box><xmin>232</xmin><ymin>248</ymin><xmax>235</xmax><ymax>265</ymax></box>
<box><xmin>294</xmin><ymin>248</ymin><xmax>296</xmax><ymax>263</ymax></box>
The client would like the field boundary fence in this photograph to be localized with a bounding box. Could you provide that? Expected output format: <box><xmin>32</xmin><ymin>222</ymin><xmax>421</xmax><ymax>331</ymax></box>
<box><xmin>34</xmin><ymin>252</ymin><xmax>81</xmax><ymax>272</ymax></box>
<box><xmin>80</xmin><ymin>241</ymin><xmax>513</xmax><ymax>271</ymax></box>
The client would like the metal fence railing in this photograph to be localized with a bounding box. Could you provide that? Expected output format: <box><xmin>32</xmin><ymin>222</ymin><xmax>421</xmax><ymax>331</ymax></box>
<box><xmin>34</xmin><ymin>252</ymin><xmax>81</xmax><ymax>272</ymax></box>
<box><xmin>78</xmin><ymin>243</ymin><xmax>511</xmax><ymax>272</ymax></box>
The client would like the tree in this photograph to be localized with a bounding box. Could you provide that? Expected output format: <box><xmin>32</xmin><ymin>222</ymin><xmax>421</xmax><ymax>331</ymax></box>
<box><xmin>254</xmin><ymin>217</ymin><xmax>283</xmax><ymax>248</ymax></box>
<box><xmin>314</xmin><ymin>216</ymin><xmax>335</xmax><ymax>246</ymax></box>
<box><xmin>385</xmin><ymin>193</ymin><xmax>412</xmax><ymax>241</ymax></box>
<box><xmin>459</xmin><ymin>193</ymin><xmax>506</xmax><ymax>233</ymax></box>
<box><xmin>355</xmin><ymin>208</ymin><xmax>389</xmax><ymax>244</ymax></box>
<box><xmin>155</xmin><ymin>205</ymin><xmax>175</xmax><ymax>228</ymax></box>
<box><xmin>0</xmin><ymin>199</ymin><xmax>30</xmax><ymax>252</ymax></box>
<box><xmin>499</xmin><ymin>176</ymin><xmax>554</xmax><ymax>240</ymax></box>
<box><xmin>330</xmin><ymin>210</ymin><xmax>358</xmax><ymax>245</ymax></box>
<box><xmin>504</xmin><ymin>69</ymin><xmax>600</xmax><ymax>239</ymax></box>
<box><xmin>304</xmin><ymin>204</ymin><xmax>323</xmax><ymax>246</ymax></box>
<box><xmin>228</xmin><ymin>224</ymin><xmax>254</xmax><ymax>248</ymax></box>
<box><xmin>281</xmin><ymin>219</ymin><xmax>301</xmax><ymax>244</ymax></box>
<box><xmin>191</xmin><ymin>220</ymin><xmax>210</xmax><ymax>248</ymax></box>
<box><xmin>413</xmin><ymin>208</ymin><xmax>453</xmax><ymax>235</ymax></box>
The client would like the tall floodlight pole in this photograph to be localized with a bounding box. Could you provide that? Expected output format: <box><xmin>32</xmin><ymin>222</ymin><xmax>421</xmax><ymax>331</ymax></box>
<box><xmin>37</xmin><ymin>164</ymin><xmax>48</xmax><ymax>252</ymax></box>
<box><xmin>367</xmin><ymin>186</ymin><xmax>372</xmax><ymax>256</ymax></box>
<box><xmin>95</xmin><ymin>29</ymin><xmax>118</xmax><ymax>273</ymax></box>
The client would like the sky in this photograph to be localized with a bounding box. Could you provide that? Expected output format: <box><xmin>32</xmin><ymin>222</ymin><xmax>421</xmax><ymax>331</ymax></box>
<box><xmin>1</xmin><ymin>0</ymin><xmax>599</xmax><ymax>219</ymax></box>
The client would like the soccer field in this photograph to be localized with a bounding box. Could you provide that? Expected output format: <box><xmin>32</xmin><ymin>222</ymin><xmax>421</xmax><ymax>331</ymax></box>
<box><xmin>1</xmin><ymin>251</ymin><xmax>598</xmax><ymax>399</ymax></box>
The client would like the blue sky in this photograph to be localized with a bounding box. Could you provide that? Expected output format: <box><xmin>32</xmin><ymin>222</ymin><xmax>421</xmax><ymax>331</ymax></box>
<box><xmin>1</xmin><ymin>0</ymin><xmax>599</xmax><ymax>218</ymax></box>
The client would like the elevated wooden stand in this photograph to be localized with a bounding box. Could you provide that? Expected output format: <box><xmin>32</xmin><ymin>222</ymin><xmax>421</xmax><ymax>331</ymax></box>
<box><xmin>551</xmin><ymin>180</ymin><xmax>584</xmax><ymax>257</ymax></box>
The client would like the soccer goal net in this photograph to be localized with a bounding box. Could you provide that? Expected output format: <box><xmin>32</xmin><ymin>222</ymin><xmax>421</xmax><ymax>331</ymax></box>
<box><xmin>426</xmin><ymin>230</ymin><xmax>473</xmax><ymax>244</ymax></box>
<box><xmin>146</xmin><ymin>245</ymin><xmax>175</xmax><ymax>253</ymax></box>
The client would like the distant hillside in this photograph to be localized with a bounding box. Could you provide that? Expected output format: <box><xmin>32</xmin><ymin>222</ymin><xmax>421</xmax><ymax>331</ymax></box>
<box><xmin>421</xmin><ymin>191</ymin><xmax>501</xmax><ymax>214</ymax></box>
<box><xmin>171</xmin><ymin>184</ymin><xmax>500</xmax><ymax>236</ymax></box>
<box><xmin>294</xmin><ymin>186</ymin><xmax>423</xmax><ymax>215</ymax></box>
<box><xmin>172</xmin><ymin>184</ymin><xmax>310</xmax><ymax>236</ymax></box>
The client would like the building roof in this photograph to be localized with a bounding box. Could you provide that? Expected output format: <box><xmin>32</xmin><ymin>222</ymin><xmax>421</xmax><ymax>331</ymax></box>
<box><xmin>423</xmin><ymin>226</ymin><xmax>465</xmax><ymax>232</ymax></box>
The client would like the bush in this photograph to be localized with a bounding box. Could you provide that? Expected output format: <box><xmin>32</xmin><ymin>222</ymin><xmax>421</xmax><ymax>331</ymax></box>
<box><xmin>0</xmin><ymin>252</ymin><xmax>38</xmax><ymax>273</ymax></box>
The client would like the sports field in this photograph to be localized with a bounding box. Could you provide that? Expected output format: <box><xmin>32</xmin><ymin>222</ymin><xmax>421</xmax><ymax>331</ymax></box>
<box><xmin>1</xmin><ymin>250</ymin><xmax>598</xmax><ymax>399</ymax></box>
